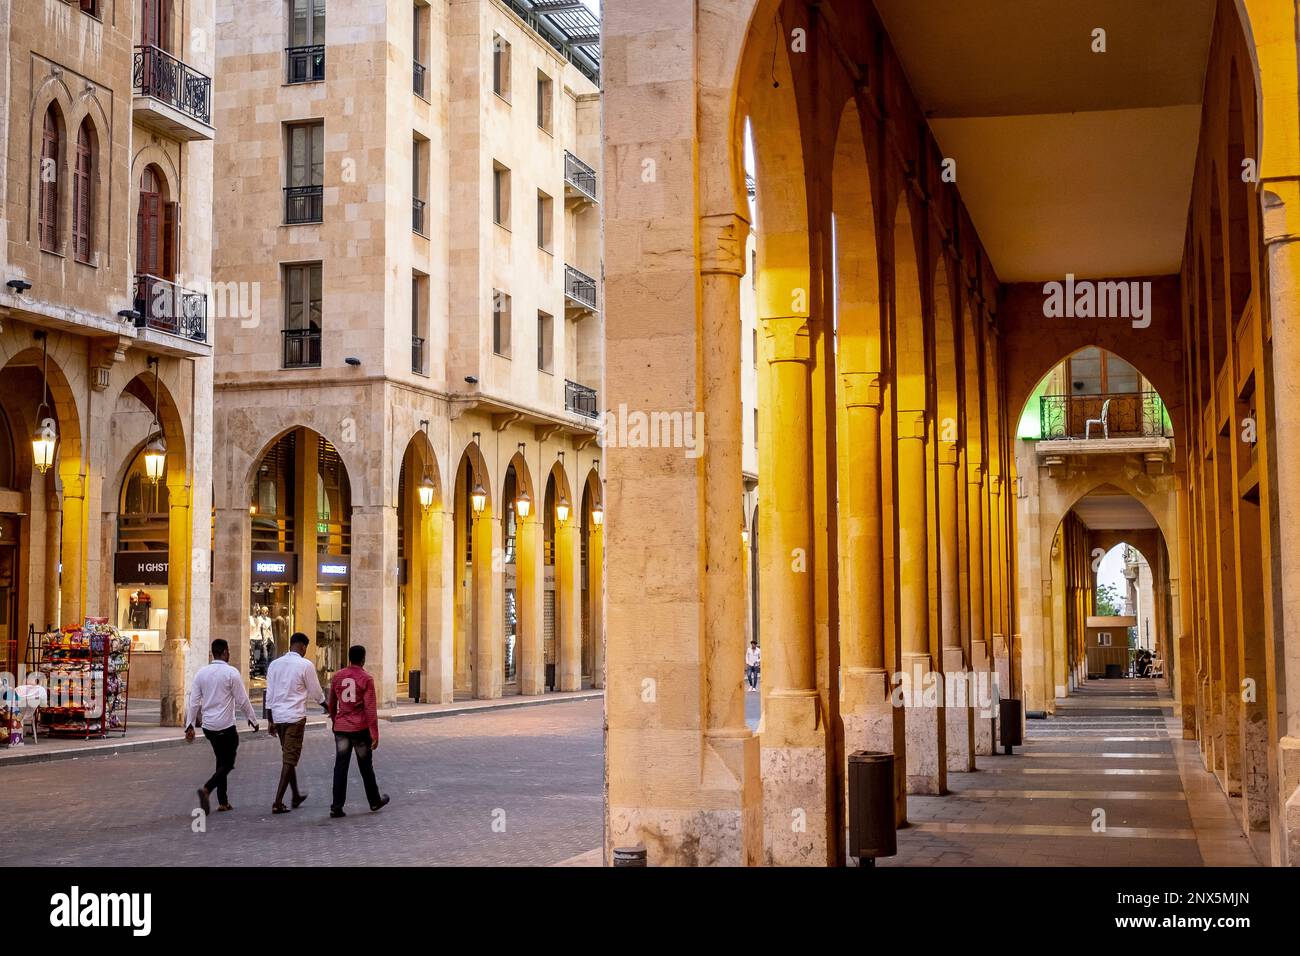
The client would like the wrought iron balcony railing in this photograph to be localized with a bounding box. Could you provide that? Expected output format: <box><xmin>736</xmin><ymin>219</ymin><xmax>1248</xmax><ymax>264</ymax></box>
<box><xmin>564</xmin><ymin>150</ymin><xmax>597</xmax><ymax>202</ymax></box>
<box><xmin>413</xmin><ymin>60</ymin><xmax>427</xmax><ymax>97</ymax></box>
<box><xmin>565</xmin><ymin>379</ymin><xmax>598</xmax><ymax>419</ymax></box>
<box><xmin>282</xmin><ymin>328</ymin><xmax>322</xmax><ymax>369</ymax></box>
<box><xmin>413</xmin><ymin>197</ymin><xmax>427</xmax><ymax>235</ymax></box>
<box><xmin>564</xmin><ymin>264</ymin><xmax>597</xmax><ymax>311</ymax></box>
<box><xmin>132</xmin><ymin>45</ymin><xmax>212</xmax><ymax>126</ymax></box>
<box><xmin>411</xmin><ymin>336</ymin><xmax>425</xmax><ymax>374</ymax></box>
<box><xmin>284</xmin><ymin>185</ymin><xmax>324</xmax><ymax>224</ymax></box>
<box><xmin>286</xmin><ymin>45</ymin><xmax>325</xmax><ymax>84</ymax></box>
<box><xmin>1039</xmin><ymin>391</ymin><xmax>1168</xmax><ymax>440</ymax></box>
<box><xmin>133</xmin><ymin>274</ymin><xmax>208</xmax><ymax>342</ymax></box>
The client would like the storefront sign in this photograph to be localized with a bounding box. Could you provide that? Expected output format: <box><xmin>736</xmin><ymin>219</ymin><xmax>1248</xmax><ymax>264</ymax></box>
<box><xmin>251</xmin><ymin>552</ymin><xmax>298</xmax><ymax>583</ymax></box>
<box><xmin>115</xmin><ymin>551</ymin><xmax>169</xmax><ymax>585</ymax></box>
<box><xmin>318</xmin><ymin>555</ymin><xmax>351</xmax><ymax>582</ymax></box>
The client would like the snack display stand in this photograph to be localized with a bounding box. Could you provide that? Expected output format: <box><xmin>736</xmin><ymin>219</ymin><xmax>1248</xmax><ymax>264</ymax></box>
<box><xmin>28</xmin><ymin>618</ymin><xmax>131</xmax><ymax>739</ymax></box>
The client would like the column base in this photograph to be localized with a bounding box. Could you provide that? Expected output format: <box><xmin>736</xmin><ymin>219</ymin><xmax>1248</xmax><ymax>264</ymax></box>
<box><xmin>1243</xmin><ymin>714</ymin><xmax>1271</xmax><ymax>831</ymax></box>
<box><xmin>901</xmin><ymin>656</ymin><xmax>946</xmax><ymax>795</ymax></box>
<box><xmin>762</xmin><ymin>690</ymin><xmax>832</xmax><ymax>866</ymax></box>
<box><xmin>971</xmin><ymin>640</ymin><xmax>995</xmax><ymax>756</ymax></box>
<box><xmin>841</xmin><ymin>667</ymin><xmax>907</xmax><ymax>827</ymax></box>
<box><xmin>942</xmin><ymin>648</ymin><xmax>975</xmax><ymax>772</ymax></box>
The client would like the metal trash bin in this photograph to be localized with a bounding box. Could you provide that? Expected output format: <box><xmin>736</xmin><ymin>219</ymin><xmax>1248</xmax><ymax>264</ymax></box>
<box><xmin>545</xmin><ymin>663</ymin><xmax>556</xmax><ymax>692</ymax></box>
<box><xmin>612</xmin><ymin>844</ymin><xmax>647</xmax><ymax>867</ymax></box>
<box><xmin>847</xmin><ymin>750</ymin><xmax>896</xmax><ymax>865</ymax></box>
<box><xmin>999</xmin><ymin>697</ymin><xmax>1023</xmax><ymax>754</ymax></box>
<box><xmin>1105</xmin><ymin>663</ymin><xmax>1123</xmax><ymax>679</ymax></box>
<box><xmin>408</xmin><ymin>669</ymin><xmax>421</xmax><ymax>702</ymax></box>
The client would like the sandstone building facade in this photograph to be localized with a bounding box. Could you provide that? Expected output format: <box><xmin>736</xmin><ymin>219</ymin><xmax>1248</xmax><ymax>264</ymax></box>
<box><xmin>210</xmin><ymin>0</ymin><xmax>604</xmax><ymax>707</ymax></box>
<box><xmin>0</xmin><ymin>0</ymin><xmax>216</xmax><ymax>724</ymax></box>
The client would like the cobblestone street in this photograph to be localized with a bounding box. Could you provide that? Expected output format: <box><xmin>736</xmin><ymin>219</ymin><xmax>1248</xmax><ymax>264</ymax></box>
<box><xmin>0</xmin><ymin>699</ymin><xmax>603</xmax><ymax>867</ymax></box>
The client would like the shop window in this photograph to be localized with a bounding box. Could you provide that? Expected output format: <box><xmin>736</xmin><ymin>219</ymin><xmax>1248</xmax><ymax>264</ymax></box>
<box><xmin>115</xmin><ymin>444</ymin><xmax>172</xmax><ymax>652</ymax></box>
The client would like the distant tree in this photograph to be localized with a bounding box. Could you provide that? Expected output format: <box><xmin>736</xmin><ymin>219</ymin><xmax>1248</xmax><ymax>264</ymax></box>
<box><xmin>1095</xmin><ymin>583</ymin><xmax>1123</xmax><ymax>616</ymax></box>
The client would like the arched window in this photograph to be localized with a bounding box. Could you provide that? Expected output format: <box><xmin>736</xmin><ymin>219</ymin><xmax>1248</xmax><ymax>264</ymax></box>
<box><xmin>73</xmin><ymin>120</ymin><xmax>96</xmax><ymax>264</ymax></box>
<box><xmin>38</xmin><ymin>105</ymin><xmax>61</xmax><ymax>252</ymax></box>
<box><xmin>136</xmin><ymin>165</ymin><xmax>177</xmax><ymax>280</ymax></box>
<box><xmin>0</xmin><ymin>407</ymin><xmax>15</xmax><ymax>490</ymax></box>
<box><xmin>118</xmin><ymin>445</ymin><xmax>171</xmax><ymax>552</ymax></box>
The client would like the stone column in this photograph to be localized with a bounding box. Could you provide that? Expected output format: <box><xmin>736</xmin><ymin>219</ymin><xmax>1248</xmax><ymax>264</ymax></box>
<box><xmin>840</xmin><ymin>372</ymin><xmax>904</xmax><ymax>805</ymax></box>
<box><xmin>554</xmin><ymin>515</ymin><xmax>581</xmax><ymax>692</ymax></box>
<box><xmin>160</xmin><ymin>483</ymin><xmax>190</xmax><ymax>726</ymax></box>
<box><xmin>212</xmin><ymin>506</ymin><xmax>252</xmax><ymax>682</ymax></box>
<box><xmin>294</xmin><ymin>432</ymin><xmax>318</xmax><ymax>663</ymax></box>
<box><xmin>421</xmin><ymin>509</ymin><xmax>455</xmax><ymax>703</ymax></box>
<box><xmin>352</xmin><ymin>503</ymin><xmax>398</xmax><ymax>707</ymax></box>
<box><xmin>761</xmin><ymin>313</ymin><xmax>830</xmax><ymax>863</ymax></box>
<box><xmin>898</xmin><ymin>408</ymin><xmax>945</xmax><ymax>794</ymax></box>
<box><xmin>990</xmin><ymin>475</ymin><xmax>1011</xmax><ymax>739</ymax></box>
<box><xmin>967</xmin><ymin>466</ymin><xmax>994</xmax><ymax>754</ymax></box>
<box><xmin>402</xmin><ymin>489</ymin><xmax>421</xmax><ymax>689</ymax></box>
<box><xmin>473</xmin><ymin>502</ymin><xmax>502</xmax><ymax>699</ymax></box>
<box><xmin>44</xmin><ymin>486</ymin><xmax>60</xmax><ymax>629</ymax></box>
<box><xmin>1263</xmin><ymin>191</ymin><xmax>1300</xmax><ymax>863</ymax></box>
<box><xmin>516</xmin><ymin>509</ymin><xmax>544</xmax><ymax>695</ymax></box>
<box><xmin>700</xmin><ymin>212</ymin><xmax>761</xmax><ymax>858</ymax></box>
<box><xmin>58</xmin><ymin>469</ymin><xmax>86</xmax><ymax>625</ymax></box>
<box><xmin>939</xmin><ymin>441</ymin><xmax>973</xmax><ymax>772</ymax></box>
<box><xmin>587</xmin><ymin>522</ymin><xmax>605</xmax><ymax>689</ymax></box>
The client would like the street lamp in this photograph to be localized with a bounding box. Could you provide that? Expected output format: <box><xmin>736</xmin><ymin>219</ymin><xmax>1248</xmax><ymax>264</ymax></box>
<box><xmin>515</xmin><ymin>487</ymin><xmax>531</xmax><ymax>519</ymax></box>
<box><xmin>741</xmin><ymin>526</ymin><xmax>749</xmax><ymax>545</ymax></box>
<box><xmin>418</xmin><ymin>474</ymin><xmax>435</xmax><ymax>511</ymax></box>
<box><xmin>143</xmin><ymin>356</ymin><xmax>166</xmax><ymax>485</ymax></box>
<box><xmin>471</xmin><ymin>480</ymin><xmax>487</xmax><ymax>517</ymax></box>
<box><xmin>555</xmin><ymin>495</ymin><xmax>570</xmax><ymax>524</ymax></box>
<box><xmin>591</xmin><ymin>503</ymin><xmax>604</xmax><ymax>528</ymax></box>
<box><xmin>31</xmin><ymin>332</ymin><xmax>56</xmax><ymax>474</ymax></box>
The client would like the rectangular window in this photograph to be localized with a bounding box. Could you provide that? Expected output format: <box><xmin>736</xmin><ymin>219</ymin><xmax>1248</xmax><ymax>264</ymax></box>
<box><xmin>493</xmin><ymin>290</ymin><xmax>511</xmax><ymax>358</ymax></box>
<box><xmin>412</xmin><ymin>136</ymin><xmax>427</xmax><ymax>235</ymax></box>
<box><xmin>536</xmin><ymin>191</ymin><xmax>553</xmax><ymax>252</ymax></box>
<box><xmin>493</xmin><ymin>163</ymin><xmax>510</xmax><ymax>228</ymax></box>
<box><xmin>286</xmin><ymin>0</ymin><xmax>326</xmax><ymax>83</ymax></box>
<box><xmin>411</xmin><ymin>272</ymin><xmax>428</xmax><ymax>374</ymax></box>
<box><xmin>413</xmin><ymin>3</ymin><xmax>429</xmax><ymax>97</ymax></box>
<box><xmin>754</xmin><ymin>408</ymin><xmax>758</xmax><ymax>446</ymax></box>
<box><xmin>285</xmin><ymin>122</ymin><xmax>325</xmax><ymax>223</ymax></box>
<box><xmin>492</xmin><ymin>33</ymin><xmax>511</xmax><ymax>100</ymax></box>
<box><xmin>536</xmin><ymin>70</ymin><xmax>553</xmax><ymax>132</ymax></box>
<box><xmin>752</xmin><ymin>328</ymin><xmax>758</xmax><ymax>368</ymax></box>
<box><xmin>283</xmin><ymin>262</ymin><xmax>323</xmax><ymax>368</ymax></box>
<box><xmin>79</xmin><ymin>0</ymin><xmax>99</xmax><ymax>17</ymax></box>
<box><xmin>537</xmin><ymin>311</ymin><xmax>553</xmax><ymax>373</ymax></box>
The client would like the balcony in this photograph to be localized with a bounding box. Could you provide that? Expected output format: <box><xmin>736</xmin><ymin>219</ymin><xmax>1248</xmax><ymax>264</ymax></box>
<box><xmin>411</xmin><ymin>336</ymin><xmax>425</xmax><ymax>374</ymax></box>
<box><xmin>413</xmin><ymin>197</ymin><xmax>427</xmax><ymax>235</ymax></box>
<box><xmin>565</xmin><ymin>380</ymin><xmax>599</xmax><ymax>420</ymax></box>
<box><xmin>133</xmin><ymin>274</ymin><xmax>208</xmax><ymax>346</ymax></box>
<box><xmin>564</xmin><ymin>264</ymin><xmax>598</xmax><ymax>318</ymax></box>
<box><xmin>132</xmin><ymin>46</ymin><xmax>214</xmax><ymax>142</ymax></box>
<box><xmin>413</xmin><ymin>60</ymin><xmax>427</xmax><ymax>98</ymax></box>
<box><xmin>564</xmin><ymin>151</ymin><xmax>598</xmax><ymax>206</ymax></box>
<box><xmin>284</xmin><ymin>185</ymin><xmax>324</xmax><ymax>225</ymax></box>
<box><xmin>286</xmin><ymin>45</ymin><xmax>325</xmax><ymax>84</ymax></box>
<box><xmin>282</xmin><ymin>328</ymin><xmax>321</xmax><ymax>368</ymax></box>
<box><xmin>1039</xmin><ymin>391</ymin><xmax>1168</xmax><ymax>440</ymax></box>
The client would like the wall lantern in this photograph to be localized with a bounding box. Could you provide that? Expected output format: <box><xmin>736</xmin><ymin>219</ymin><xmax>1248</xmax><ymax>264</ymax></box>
<box><xmin>418</xmin><ymin>474</ymin><xmax>435</xmax><ymax>511</ymax></box>
<box><xmin>515</xmin><ymin>488</ymin><xmax>531</xmax><ymax>519</ymax></box>
<box><xmin>471</xmin><ymin>480</ymin><xmax>488</xmax><ymax>517</ymax></box>
<box><xmin>555</xmin><ymin>495</ymin><xmax>570</xmax><ymax>524</ymax></box>
<box><xmin>31</xmin><ymin>331</ymin><xmax>56</xmax><ymax>474</ymax></box>
<box><xmin>741</xmin><ymin>526</ymin><xmax>750</xmax><ymax>546</ymax></box>
<box><xmin>590</xmin><ymin>503</ymin><xmax>604</xmax><ymax>528</ymax></box>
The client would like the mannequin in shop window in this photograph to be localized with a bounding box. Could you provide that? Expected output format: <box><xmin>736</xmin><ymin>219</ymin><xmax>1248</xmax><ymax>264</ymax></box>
<box><xmin>127</xmin><ymin>589</ymin><xmax>152</xmax><ymax>630</ymax></box>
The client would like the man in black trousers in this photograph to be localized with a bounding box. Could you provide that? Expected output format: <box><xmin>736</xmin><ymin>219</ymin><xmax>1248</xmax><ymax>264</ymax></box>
<box><xmin>184</xmin><ymin>639</ymin><xmax>259</xmax><ymax>814</ymax></box>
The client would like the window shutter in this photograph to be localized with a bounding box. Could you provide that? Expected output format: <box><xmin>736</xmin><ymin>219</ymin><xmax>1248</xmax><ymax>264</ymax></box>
<box><xmin>74</xmin><ymin>128</ymin><xmax>92</xmax><ymax>262</ymax></box>
<box><xmin>162</xmin><ymin>201</ymin><xmax>179</xmax><ymax>280</ymax></box>
<box><xmin>141</xmin><ymin>0</ymin><xmax>158</xmax><ymax>46</ymax></box>
<box><xmin>137</xmin><ymin>190</ymin><xmax>161</xmax><ymax>276</ymax></box>
<box><xmin>39</xmin><ymin>112</ymin><xmax>59</xmax><ymax>252</ymax></box>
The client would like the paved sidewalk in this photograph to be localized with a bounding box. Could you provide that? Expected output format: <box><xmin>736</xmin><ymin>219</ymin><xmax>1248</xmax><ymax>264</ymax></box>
<box><xmin>880</xmin><ymin>680</ymin><xmax>1261</xmax><ymax>867</ymax></box>
<box><xmin>0</xmin><ymin>690</ymin><xmax>602</xmax><ymax>768</ymax></box>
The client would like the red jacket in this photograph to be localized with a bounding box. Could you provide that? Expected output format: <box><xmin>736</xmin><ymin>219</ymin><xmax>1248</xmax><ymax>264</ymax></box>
<box><xmin>328</xmin><ymin>665</ymin><xmax>379</xmax><ymax>742</ymax></box>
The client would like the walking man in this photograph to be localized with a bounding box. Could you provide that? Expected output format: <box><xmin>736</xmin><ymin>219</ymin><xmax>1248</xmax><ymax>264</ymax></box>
<box><xmin>327</xmin><ymin>644</ymin><xmax>390</xmax><ymax>818</ymax></box>
<box><xmin>184</xmin><ymin>639</ymin><xmax>258</xmax><ymax>815</ymax></box>
<box><xmin>745</xmin><ymin>639</ymin><xmax>761</xmax><ymax>691</ymax></box>
<box><xmin>265</xmin><ymin>632</ymin><xmax>327</xmax><ymax>814</ymax></box>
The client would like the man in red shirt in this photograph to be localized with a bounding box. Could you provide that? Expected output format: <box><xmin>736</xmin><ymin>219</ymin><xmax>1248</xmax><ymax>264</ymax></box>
<box><xmin>326</xmin><ymin>644</ymin><xmax>390</xmax><ymax>818</ymax></box>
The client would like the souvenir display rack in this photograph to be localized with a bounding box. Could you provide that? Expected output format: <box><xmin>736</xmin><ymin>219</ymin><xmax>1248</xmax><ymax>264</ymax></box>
<box><xmin>28</xmin><ymin>619</ymin><xmax>131</xmax><ymax>739</ymax></box>
<box><xmin>0</xmin><ymin>637</ymin><xmax>16</xmax><ymax>745</ymax></box>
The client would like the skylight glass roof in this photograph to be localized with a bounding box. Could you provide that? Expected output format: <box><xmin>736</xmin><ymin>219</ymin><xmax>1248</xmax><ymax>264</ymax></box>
<box><xmin>503</xmin><ymin>0</ymin><xmax>601</xmax><ymax>85</ymax></box>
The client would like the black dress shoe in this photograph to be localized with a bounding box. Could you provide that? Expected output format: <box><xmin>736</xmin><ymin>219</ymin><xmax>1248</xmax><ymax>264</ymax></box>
<box><xmin>197</xmin><ymin>788</ymin><xmax>211</xmax><ymax>816</ymax></box>
<box><xmin>370</xmin><ymin>794</ymin><xmax>390</xmax><ymax>812</ymax></box>
<box><xmin>330</xmin><ymin>807</ymin><xmax>346</xmax><ymax>818</ymax></box>
<box><xmin>291</xmin><ymin>793</ymin><xmax>308</xmax><ymax>809</ymax></box>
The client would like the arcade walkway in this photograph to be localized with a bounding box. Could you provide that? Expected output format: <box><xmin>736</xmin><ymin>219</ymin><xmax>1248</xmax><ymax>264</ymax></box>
<box><xmin>883</xmin><ymin>681</ymin><xmax>1261</xmax><ymax>867</ymax></box>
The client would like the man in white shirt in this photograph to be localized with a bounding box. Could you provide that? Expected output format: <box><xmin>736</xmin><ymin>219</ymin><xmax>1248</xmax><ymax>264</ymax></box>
<box><xmin>745</xmin><ymin>640</ymin><xmax>761</xmax><ymax>691</ymax></box>
<box><xmin>264</xmin><ymin>631</ymin><xmax>327</xmax><ymax>813</ymax></box>
<box><xmin>184</xmin><ymin>639</ymin><xmax>258</xmax><ymax>815</ymax></box>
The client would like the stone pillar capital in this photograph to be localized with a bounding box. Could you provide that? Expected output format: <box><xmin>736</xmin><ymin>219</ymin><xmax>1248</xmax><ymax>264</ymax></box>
<box><xmin>761</xmin><ymin>315</ymin><xmax>810</xmax><ymax>363</ymax></box>
<box><xmin>841</xmin><ymin>371</ymin><xmax>882</xmax><ymax>409</ymax></box>
<box><xmin>968</xmin><ymin>463</ymin><xmax>985</xmax><ymax>486</ymax></box>
<box><xmin>699</xmin><ymin>212</ymin><xmax>751</xmax><ymax>277</ymax></box>
<box><xmin>167</xmin><ymin>484</ymin><xmax>191</xmax><ymax>509</ymax></box>
<box><xmin>989</xmin><ymin>475</ymin><xmax>1003</xmax><ymax>496</ymax></box>
<box><xmin>60</xmin><ymin>473</ymin><xmax>86</xmax><ymax>500</ymax></box>
<box><xmin>939</xmin><ymin>441</ymin><xmax>959</xmax><ymax>466</ymax></box>
<box><xmin>896</xmin><ymin>408</ymin><xmax>926</xmax><ymax>440</ymax></box>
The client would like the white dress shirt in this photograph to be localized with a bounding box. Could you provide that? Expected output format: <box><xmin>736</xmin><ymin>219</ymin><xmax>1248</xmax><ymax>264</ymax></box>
<box><xmin>264</xmin><ymin>650</ymin><xmax>326</xmax><ymax>723</ymax></box>
<box><xmin>746</xmin><ymin>645</ymin><xmax>761</xmax><ymax>668</ymax></box>
<box><xmin>185</xmin><ymin>660</ymin><xmax>256</xmax><ymax>732</ymax></box>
